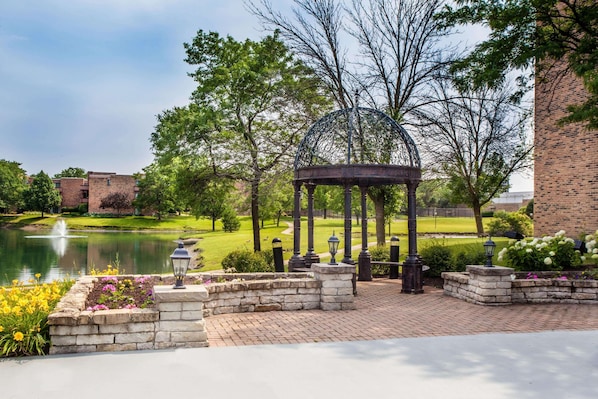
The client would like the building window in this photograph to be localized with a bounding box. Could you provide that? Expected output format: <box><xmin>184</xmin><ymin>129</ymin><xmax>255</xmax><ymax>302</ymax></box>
<box><xmin>107</xmin><ymin>178</ymin><xmax>111</xmax><ymax>186</ymax></box>
<box><xmin>82</xmin><ymin>191</ymin><xmax>89</xmax><ymax>199</ymax></box>
<box><xmin>54</xmin><ymin>182</ymin><xmax>60</xmax><ymax>188</ymax></box>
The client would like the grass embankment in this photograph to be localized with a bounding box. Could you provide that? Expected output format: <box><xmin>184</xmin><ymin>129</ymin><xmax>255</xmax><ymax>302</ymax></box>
<box><xmin>1</xmin><ymin>213</ymin><xmax>509</xmax><ymax>270</ymax></box>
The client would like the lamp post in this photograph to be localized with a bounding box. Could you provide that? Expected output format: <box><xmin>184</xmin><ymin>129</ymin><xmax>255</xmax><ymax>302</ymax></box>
<box><xmin>170</xmin><ymin>241</ymin><xmax>191</xmax><ymax>289</ymax></box>
<box><xmin>484</xmin><ymin>236</ymin><xmax>496</xmax><ymax>267</ymax></box>
<box><xmin>328</xmin><ymin>231</ymin><xmax>340</xmax><ymax>265</ymax></box>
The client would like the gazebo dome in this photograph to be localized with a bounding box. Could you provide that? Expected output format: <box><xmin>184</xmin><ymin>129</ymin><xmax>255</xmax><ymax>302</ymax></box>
<box><xmin>293</xmin><ymin>107</ymin><xmax>421</xmax><ymax>186</ymax></box>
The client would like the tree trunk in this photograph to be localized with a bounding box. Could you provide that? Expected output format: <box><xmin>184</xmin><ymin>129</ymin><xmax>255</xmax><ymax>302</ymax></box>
<box><xmin>212</xmin><ymin>217</ymin><xmax>216</xmax><ymax>232</ymax></box>
<box><xmin>251</xmin><ymin>179</ymin><xmax>261</xmax><ymax>252</ymax></box>
<box><xmin>473</xmin><ymin>203</ymin><xmax>484</xmax><ymax>237</ymax></box>
<box><xmin>373</xmin><ymin>196</ymin><xmax>386</xmax><ymax>246</ymax></box>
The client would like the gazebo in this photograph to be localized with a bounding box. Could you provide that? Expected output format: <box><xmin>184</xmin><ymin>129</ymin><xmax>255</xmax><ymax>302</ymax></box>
<box><xmin>289</xmin><ymin>106</ymin><xmax>425</xmax><ymax>293</ymax></box>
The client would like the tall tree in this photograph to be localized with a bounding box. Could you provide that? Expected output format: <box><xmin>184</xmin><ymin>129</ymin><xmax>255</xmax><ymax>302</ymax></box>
<box><xmin>0</xmin><ymin>160</ymin><xmax>27</xmax><ymax>213</ymax></box>
<box><xmin>414</xmin><ymin>80</ymin><xmax>533</xmax><ymax>235</ymax></box>
<box><xmin>53</xmin><ymin>167</ymin><xmax>86</xmax><ymax>179</ymax></box>
<box><xmin>151</xmin><ymin>31</ymin><xmax>330</xmax><ymax>251</ymax></box>
<box><xmin>438</xmin><ymin>0</ymin><xmax>598</xmax><ymax>128</ymax></box>
<box><xmin>23</xmin><ymin>171</ymin><xmax>61</xmax><ymax>217</ymax></box>
<box><xmin>250</xmin><ymin>0</ymin><xmax>455</xmax><ymax>244</ymax></box>
<box><xmin>133</xmin><ymin>163</ymin><xmax>178</xmax><ymax>221</ymax></box>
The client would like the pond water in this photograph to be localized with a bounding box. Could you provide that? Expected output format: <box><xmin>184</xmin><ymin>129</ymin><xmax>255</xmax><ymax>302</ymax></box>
<box><xmin>0</xmin><ymin>228</ymin><xmax>185</xmax><ymax>286</ymax></box>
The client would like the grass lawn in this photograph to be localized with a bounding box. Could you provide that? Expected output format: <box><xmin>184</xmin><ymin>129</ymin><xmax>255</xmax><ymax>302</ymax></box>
<box><xmin>1</xmin><ymin>213</ymin><xmax>509</xmax><ymax>270</ymax></box>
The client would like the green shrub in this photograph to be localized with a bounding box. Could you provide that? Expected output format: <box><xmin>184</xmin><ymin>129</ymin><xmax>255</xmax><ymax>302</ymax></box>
<box><xmin>420</xmin><ymin>244</ymin><xmax>452</xmax><ymax>277</ymax></box>
<box><xmin>452</xmin><ymin>247</ymin><xmax>487</xmax><ymax>272</ymax></box>
<box><xmin>369</xmin><ymin>246</ymin><xmax>391</xmax><ymax>276</ymax></box>
<box><xmin>487</xmin><ymin>210</ymin><xmax>532</xmax><ymax>238</ymax></box>
<box><xmin>221</xmin><ymin>208</ymin><xmax>240</xmax><ymax>233</ymax></box>
<box><xmin>221</xmin><ymin>249</ymin><xmax>274</xmax><ymax>273</ymax></box>
<box><xmin>497</xmin><ymin>230</ymin><xmax>583</xmax><ymax>271</ymax></box>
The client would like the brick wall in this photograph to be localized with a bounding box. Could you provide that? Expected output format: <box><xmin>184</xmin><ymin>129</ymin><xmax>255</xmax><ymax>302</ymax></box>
<box><xmin>534</xmin><ymin>63</ymin><xmax>598</xmax><ymax>237</ymax></box>
<box><xmin>87</xmin><ymin>172</ymin><xmax>137</xmax><ymax>214</ymax></box>
<box><xmin>56</xmin><ymin>178</ymin><xmax>86</xmax><ymax>209</ymax></box>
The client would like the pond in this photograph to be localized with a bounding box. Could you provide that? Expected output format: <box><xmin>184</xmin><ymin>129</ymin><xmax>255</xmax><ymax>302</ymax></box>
<box><xmin>0</xmin><ymin>228</ymin><xmax>186</xmax><ymax>286</ymax></box>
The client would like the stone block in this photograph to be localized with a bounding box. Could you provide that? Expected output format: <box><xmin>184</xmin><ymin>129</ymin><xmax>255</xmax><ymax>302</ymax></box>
<box><xmin>115</xmin><ymin>332</ymin><xmax>154</xmax><ymax>344</ymax></box>
<box><xmin>99</xmin><ymin>322</ymin><xmax>155</xmax><ymax>334</ymax></box>
<box><xmin>158</xmin><ymin>320</ymin><xmax>205</xmax><ymax>332</ymax></box>
<box><xmin>321</xmin><ymin>287</ymin><xmax>339</xmax><ymax>296</ymax></box>
<box><xmin>91</xmin><ymin>309</ymin><xmax>133</xmax><ymax>325</ymax></box>
<box><xmin>572</xmin><ymin>292</ymin><xmax>596</xmax><ymax>300</ymax></box>
<box><xmin>259</xmin><ymin>295</ymin><xmax>284</xmax><ymax>304</ymax></box>
<box><xmin>321</xmin><ymin>280</ymin><xmax>352</xmax><ymax>288</ymax></box>
<box><xmin>50</xmin><ymin>335</ymin><xmax>77</xmax><ymax>346</ymax></box>
<box><xmin>321</xmin><ymin>295</ymin><xmax>353</xmax><ymax>303</ymax></box>
<box><xmin>76</xmin><ymin>334</ymin><xmax>115</xmax><ymax>346</ymax></box>
<box><xmin>341</xmin><ymin>303</ymin><xmax>356</xmax><ymax>310</ymax></box>
<box><xmin>97</xmin><ymin>343</ymin><xmax>139</xmax><ymax>352</ymax></box>
<box><xmin>254</xmin><ymin>304</ymin><xmax>282</xmax><ymax>312</ymax></box>
<box><xmin>182</xmin><ymin>302</ymin><xmax>204</xmax><ymax>311</ymax></box>
<box><xmin>158</xmin><ymin>302</ymin><xmax>182</xmax><ymax>312</ymax></box>
<box><xmin>312</xmin><ymin>263</ymin><xmax>356</xmax><ymax>275</ymax></box>
<box><xmin>298</xmin><ymin>287</ymin><xmax>320</xmax><ymax>295</ymax></box>
<box><xmin>303</xmin><ymin>302</ymin><xmax>320</xmax><ymax>310</ymax></box>
<box><xmin>155</xmin><ymin>331</ymin><xmax>171</xmax><ymax>343</ymax></box>
<box><xmin>137</xmin><ymin>342</ymin><xmax>155</xmax><ymax>351</ymax></box>
<box><xmin>50</xmin><ymin>345</ymin><xmax>96</xmax><ymax>355</ymax></box>
<box><xmin>181</xmin><ymin>310</ymin><xmax>204</xmax><ymax>320</ymax></box>
<box><xmin>160</xmin><ymin>311</ymin><xmax>182</xmax><ymax>321</ymax></box>
<box><xmin>153</xmin><ymin>285</ymin><xmax>208</xmax><ymax>303</ymax></box>
<box><xmin>130</xmin><ymin>309</ymin><xmax>159</xmax><ymax>322</ymax></box>
<box><xmin>50</xmin><ymin>324</ymin><xmax>99</xmax><ymax>336</ymax></box>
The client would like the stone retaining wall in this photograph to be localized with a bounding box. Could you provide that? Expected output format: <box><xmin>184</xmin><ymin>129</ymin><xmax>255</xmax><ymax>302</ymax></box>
<box><xmin>48</xmin><ymin>263</ymin><xmax>356</xmax><ymax>354</ymax></box>
<box><xmin>443</xmin><ymin>265</ymin><xmax>598</xmax><ymax>305</ymax></box>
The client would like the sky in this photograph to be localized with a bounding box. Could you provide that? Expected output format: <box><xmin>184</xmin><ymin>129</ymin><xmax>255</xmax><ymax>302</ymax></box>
<box><xmin>0</xmin><ymin>0</ymin><xmax>533</xmax><ymax>192</ymax></box>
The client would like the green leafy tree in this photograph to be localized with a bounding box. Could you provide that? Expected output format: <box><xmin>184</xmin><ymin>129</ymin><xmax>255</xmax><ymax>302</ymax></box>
<box><xmin>99</xmin><ymin>192</ymin><xmax>131</xmax><ymax>216</ymax></box>
<box><xmin>438</xmin><ymin>0</ymin><xmax>598</xmax><ymax>128</ymax></box>
<box><xmin>176</xmin><ymin>164</ymin><xmax>233</xmax><ymax>231</ymax></box>
<box><xmin>415</xmin><ymin>79</ymin><xmax>533</xmax><ymax>236</ymax></box>
<box><xmin>151</xmin><ymin>30</ymin><xmax>330</xmax><ymax>251</ymax></box>
<box><xmin>221</xmin><ymin>207</ymin><xmax>241</xmax><ymax>233</ymax></box>
<box><xmin>314</xmin><ymin>186</ymin><xmax>334</xmax><ymax>219</ymax></box>
<box><xmin>259</xmin><ymin>172</ymin><xmax>293</xmax><ymax>227</ymax></box>
<box><xmin>251</xmin><ymin>0</ymin><xmax>456</xmax><ymax>244</ymax></box>
<box><xmin>0</xmin><ymin>160</ymin><xmax>27</xmax><ymax>213</ymax></box>
<box><xmin>133</xmin><ymin>163</ymin><xmax>178</xmax><ymax>220</ymax></box>
<box><xmin>53</xmin><ymin>167</ymin><xmax>86</xmax><ymax>178</ymax></box>
<box><xmin>23</xmin><ymin>171</ymin><xmax>61</xmax><ymax>217</ymax></box>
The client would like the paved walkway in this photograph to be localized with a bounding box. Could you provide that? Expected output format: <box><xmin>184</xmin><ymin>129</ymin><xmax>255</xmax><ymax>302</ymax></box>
<box><xmin>2</xmin><ymin>279</ymin><xmax>598</xmax><ymax>399</ymax></box>
<box><xmin>206</xmin><ymin>279</ymin><xmax>598</xmax><ymax>346</ymax></box>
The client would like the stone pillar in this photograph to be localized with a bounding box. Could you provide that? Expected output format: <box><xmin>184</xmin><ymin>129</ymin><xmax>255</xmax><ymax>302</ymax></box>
<box><xmin>312</xmin><ymin>263</ymin><xmax>356</xmax><ymax>310</ymax></box>
<box><xmin>153</xmin><ymin>285</ymin><xmax>209</xmax><ymax>349</ymax></box>
<box><xmin>304</xmin><ymin>183</ymin><xmax>320</xmax><ymax>266</ymax></box>
<box><xmin>358</xmin><ymin>186</ymin><xmax>372</xmax><ymax>281</ymax></box>
<box><xmin>466</xmin><ymin>265</ymin><xmax>514</xmax><ymax>305</ymax></box>
<box><xmin>289</xmin><ymin>181</ymin><xmax>305</xmax><ymax>271</ymax></box>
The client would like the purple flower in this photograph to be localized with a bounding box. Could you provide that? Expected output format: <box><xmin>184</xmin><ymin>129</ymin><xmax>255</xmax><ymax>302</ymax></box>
<box><xmin>102</xmin><ymin>284</ymin><xmax>117</xmax><ymax>293</ymax></box>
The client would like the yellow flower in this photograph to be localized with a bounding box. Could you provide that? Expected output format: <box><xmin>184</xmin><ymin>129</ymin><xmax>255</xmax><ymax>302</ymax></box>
<box><xmin>13</xmin><ymin>331</ymin><xmax>24</xmax><ymax>341</ymax></box>
<box><xmin>35</xmin><ymin>273</ymin><xmax>41</xmax><ymax>279</ymax></box>
<box><xmin>0</xmin><ymin>325</ymin><xmax>4</xmax><ymax>333</ymax></box>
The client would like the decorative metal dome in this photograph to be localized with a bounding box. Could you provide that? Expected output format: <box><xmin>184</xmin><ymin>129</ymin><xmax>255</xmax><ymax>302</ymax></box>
<box><xmin>294</xmin><ymin>107</ymin><xmax>420</xmax><ymax>170</ymax></box>
<box><xmin>293</xmin><ymin>107</ymin><xmax>421</xmax><ymax>186</ymax></box>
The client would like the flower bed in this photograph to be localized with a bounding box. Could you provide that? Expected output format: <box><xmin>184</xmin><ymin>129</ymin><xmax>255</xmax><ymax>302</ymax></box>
<box><xmin>443</xmin><ymin>265</ymin><xmax>598</xmax><ymax>305</ymax></box>
<box><xmin>0</xmin><ymin>276</ymin><xmax>74</xmax><ymax>357</ymax></box>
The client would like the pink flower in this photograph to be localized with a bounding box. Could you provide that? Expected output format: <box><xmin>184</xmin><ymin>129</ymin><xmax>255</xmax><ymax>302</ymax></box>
<box><xmin>102</xmin><ymin>284</ymin><xmax>116</xmax><ymax>293</ymax></box>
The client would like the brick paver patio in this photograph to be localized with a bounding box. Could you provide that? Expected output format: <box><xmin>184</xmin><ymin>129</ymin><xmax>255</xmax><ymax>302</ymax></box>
<box><xmin>205</xmin><ymin>279</ymin><xmax>598</xmax><ymax>347</ymax></box>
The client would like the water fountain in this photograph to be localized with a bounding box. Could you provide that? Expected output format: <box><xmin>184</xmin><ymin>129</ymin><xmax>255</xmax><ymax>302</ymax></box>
<box><xmin>26</xmin><ymin>219</ymin><xmax>87</xmax><ymax>239</ymax></box>
<box><xmin>25</xmin><ymin>220</ymin><xmax>87</xmax><ymax>257</ymax></box>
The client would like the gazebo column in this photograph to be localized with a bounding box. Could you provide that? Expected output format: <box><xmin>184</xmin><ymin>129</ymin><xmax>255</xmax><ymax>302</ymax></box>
<box><xmin>304</xmin><ymin>183</ymin><xmax>320</xmax><ymax>266</ymax></box>
<box><xmin>341</xmin><ymin>184</ymin><xmax>354</xmax><ymax>264</ymax></box>
<box><xmin>402</xmin><ymin>181</ymin><xmax>423</xmax><ymax>293</ymax></box>
<box><xmin>289</xmin><ymin>181</ymin><xmax>305</xmax><ymax>271</ymax></box>
<box><xmin>358</xmin><ymin>186</ymin><xmax>372</xmax><ymax>281</ymax></box>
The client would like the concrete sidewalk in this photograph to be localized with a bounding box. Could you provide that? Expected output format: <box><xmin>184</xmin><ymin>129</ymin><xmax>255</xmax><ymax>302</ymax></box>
<box><xmin>1</xmin><ymin>330</ymin><xmax>597</xmax><ymax>399</ymax></box>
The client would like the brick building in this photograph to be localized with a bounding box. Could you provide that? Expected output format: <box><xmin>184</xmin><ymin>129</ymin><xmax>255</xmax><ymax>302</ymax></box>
<box><xmin>53</xmin><ymin>172</ymin><xmax>139</xmax><ymax>215</ymax></box>
<box><xmin>534</xmin><ymin>65</ymin><xmax>598</xmax><ymax>237</ymax></box>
